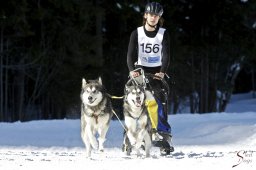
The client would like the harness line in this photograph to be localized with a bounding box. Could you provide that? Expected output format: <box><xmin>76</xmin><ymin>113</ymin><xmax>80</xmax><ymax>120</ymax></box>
<box><xmin>106</xmin><ymin>93</ymin><xmax>124</xmax><ymax>99</ymax></box>
<box><xmin>111</xmin><ymin>109</ymin><xmax>127</xmax><ymax>132</ymax></box>
<box><xmin>105</xmin><ymin>93</ymin><xmax>127</xmax><ymax>131</ymax></box>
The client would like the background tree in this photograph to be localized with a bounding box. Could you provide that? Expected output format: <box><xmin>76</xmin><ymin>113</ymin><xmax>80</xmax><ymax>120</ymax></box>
<box><xmin>0</xmin><ymin>0</ymin><xmax>255</xmax><ymax>121</ymax></box>
<box><xmin>168</xmin><ymin>0</ymin><xmax>256</xmax><ymax>113</ymax></box>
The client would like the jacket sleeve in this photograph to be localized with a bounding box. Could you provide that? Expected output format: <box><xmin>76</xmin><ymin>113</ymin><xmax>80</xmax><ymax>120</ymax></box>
<box><xmin>127</xmin><ymin>30</ymin><xmax>138</xmax><ymax>72</ymax></box>
<box><xmin>160</xmin><ymin>30</ymin><xmax>170</xmax><ymax>73</ymax></box>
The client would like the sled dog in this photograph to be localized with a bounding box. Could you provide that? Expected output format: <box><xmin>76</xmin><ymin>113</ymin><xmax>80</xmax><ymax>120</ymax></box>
<box><xmin>80</xmin><ymin>77</ymin><xmax>113</xmax><ymax>157</ymax></box>
<box><xmin>123</xmin><ymin>82</ymin><xmax>151</xmax><ymax>157</ymax></box>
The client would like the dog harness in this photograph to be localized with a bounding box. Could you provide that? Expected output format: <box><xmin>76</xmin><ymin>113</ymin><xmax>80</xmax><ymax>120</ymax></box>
<box><xmin>137</xmin><ymin>26</ymin><xmax>165</xmax><ymax>67</ymax></box>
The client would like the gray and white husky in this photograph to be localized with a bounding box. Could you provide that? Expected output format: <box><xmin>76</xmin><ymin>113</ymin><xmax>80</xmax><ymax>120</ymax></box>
<box><xmin>80</xmin><ymin>77</ymin><xmax>113</xmax><ymax>157</ymax></box>
<box><xmin>123</xmin><ymin>83</ymin><xmax>151</xmax><ymax>157</ymax></box>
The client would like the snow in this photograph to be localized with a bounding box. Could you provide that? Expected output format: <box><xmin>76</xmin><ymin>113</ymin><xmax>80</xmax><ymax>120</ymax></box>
<box><xmin>0</xmin><ymin>92</ymin><xmax>256</xmax><ymax>170</ymax></box>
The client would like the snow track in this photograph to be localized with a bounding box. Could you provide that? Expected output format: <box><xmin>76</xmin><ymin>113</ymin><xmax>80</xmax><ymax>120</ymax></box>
<box><xmin>0</xmin><ymin>146</ymin><xmax>255</xmax><ymax>170</ymax></box>
<box><xmin>0</xmin><ymin>93</ymin><xmax>256</xmax><ymax>170</ymax></box>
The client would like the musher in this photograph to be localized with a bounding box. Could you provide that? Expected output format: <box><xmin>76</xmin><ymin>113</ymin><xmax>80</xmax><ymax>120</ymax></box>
<box><xmin>126</xmin><ymin>2</ymin><xmax>174</xmax><ymax>155</ymax></box>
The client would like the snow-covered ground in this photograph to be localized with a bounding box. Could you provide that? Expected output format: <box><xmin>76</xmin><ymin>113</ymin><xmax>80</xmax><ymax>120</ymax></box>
<box><xmin>0</xmin><ymin>92</ymin><xmax>256</xmax><ymax>170</ymax></box>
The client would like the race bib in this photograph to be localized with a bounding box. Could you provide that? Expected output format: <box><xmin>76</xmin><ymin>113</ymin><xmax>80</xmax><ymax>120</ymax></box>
<box><xmin>137</xmin><ymin>26</ymin><xmax>165</xmax><ymax>67</ymax></box>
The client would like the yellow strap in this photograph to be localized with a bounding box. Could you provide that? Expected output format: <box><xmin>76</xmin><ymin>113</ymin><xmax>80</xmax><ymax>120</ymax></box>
<box><xmin>106</xmin><ymin>93</ymin><xmax>124</xmax><ymax>99</ymax></box>
<box><xmin>145</xmin><ymin>100</ymin><xmax>158</xmax><ymax>129</ymax></box>
<box><xmin>110</xmin><ymin>96</ymin><xmax>124</xmax><ymax>99</ymax></box>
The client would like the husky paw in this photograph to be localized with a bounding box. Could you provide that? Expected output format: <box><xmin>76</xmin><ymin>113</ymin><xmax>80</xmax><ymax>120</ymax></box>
<box><xmin>99</xmin><ymin>145</ymin><xmax>104</xmax><ymax>152</ymax></box>
<box><xmin>135</xmin><ymin>142</ymin><xmax>143</xmax><ymax>150</ymax></box>
<box><xmin>136</xmin><ymin>150</ymin><xmax>142</xmax><ymax>157</ymax></box>
<box><xmin>129</xmin><ymin>137</ymin><xmax>136</xmax><ymax>146</ymax></box>
<box><xmin>98</xmin><ymin>138</ymin><xmax>105</xmax><ymax>152</ymax></box>
<box><xmin>91</xmin><ymin>141</ymin><xmax>99</xmax><ymax>150</ymax></box>
<box><xmin>145</xmin><ymin>153</ymin><xmax>150</xmax><ymax>158</ymax></box>
<box><xmin>85</xmin><ymin>151</ymin><xmax>91</xmax><ymax>158</ymax></box>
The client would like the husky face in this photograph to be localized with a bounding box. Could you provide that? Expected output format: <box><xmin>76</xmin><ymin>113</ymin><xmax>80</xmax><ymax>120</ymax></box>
<box><xmin>81</xmin><ymin>77</ymin><xmax>104</xmax><ymax>107</ymax></box>
<box><xmin>126</xmin><ymin>85</ymin><xmax>145</xmax><ymax>108</ymax></box>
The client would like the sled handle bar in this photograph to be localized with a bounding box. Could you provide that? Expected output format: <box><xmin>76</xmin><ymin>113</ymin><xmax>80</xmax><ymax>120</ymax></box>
<box><xmin>144</xmin><ymin>73</ymin><xmax>170</xmax><ymax>95</ymax></box>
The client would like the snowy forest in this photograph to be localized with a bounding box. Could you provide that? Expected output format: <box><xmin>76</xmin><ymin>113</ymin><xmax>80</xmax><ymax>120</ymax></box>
<box><xmin>0</xmin><ymin>0</ymin><xmax>256</xmax><ymax>122</ymax></box>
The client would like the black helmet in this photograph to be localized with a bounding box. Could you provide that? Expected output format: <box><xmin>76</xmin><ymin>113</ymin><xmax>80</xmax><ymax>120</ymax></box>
<box><xmin>144</xmin><ymin>2</ymin><xmax>163</xmax><ymax>16</ymax></box>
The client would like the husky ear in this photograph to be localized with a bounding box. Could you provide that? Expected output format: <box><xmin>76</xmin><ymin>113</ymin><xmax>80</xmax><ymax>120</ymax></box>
<box><xmin>98</xmin><ymin>77</ymin><xmax>102</xmax><ymax>85</ymax></box>
<box><xmin>125</xmin><ymin>85</ymin><xmax>130</xmax><ymax>93</ymax></box>
<box><xmin>82</xmin><ymin>78</ymin><xmax>87</xmax><ymax>88</ymax></box>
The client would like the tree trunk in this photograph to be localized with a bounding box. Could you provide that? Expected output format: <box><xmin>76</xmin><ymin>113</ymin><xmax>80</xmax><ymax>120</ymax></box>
<box><xmin>252</xmin><ymin>68</ymin><xmax>255</xmax><ymax>98</ymax></box>
<box><xmin>4</xmin><ymin>40</ymin><xmax>9</xmax><ymax>121</ymax></box>
<box><xmin>172</xmin><ymin>94</ymin><xmax>179</xmax><ymax>114</ymax></box>
<box><xmin>189</xmin><ymin>55</ymin><xmax>199</xmax><ymax>113</ymax></box>
<box><xmin>14</xmin><ymin>60</ymin><xmax>25</xmax><ymax>121</ymax></box>
<box><xmin>0</xmin><ymin>23</ymin><xmax>3</xmax><ymax>121</ymax></box>
<box><xmin>208</xmin><ymin>62</ymin><xmax>218</xmax><ymax>112</ymax></box>
<box><xmin>95</xmin><ymin>0</ymin><xmax>103</xmax><ymax>66</ymax></box>
<box><xmin>199</xmin><ymin>55</ymin><xmax>209</xmax><ymax>113</ymax></box>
